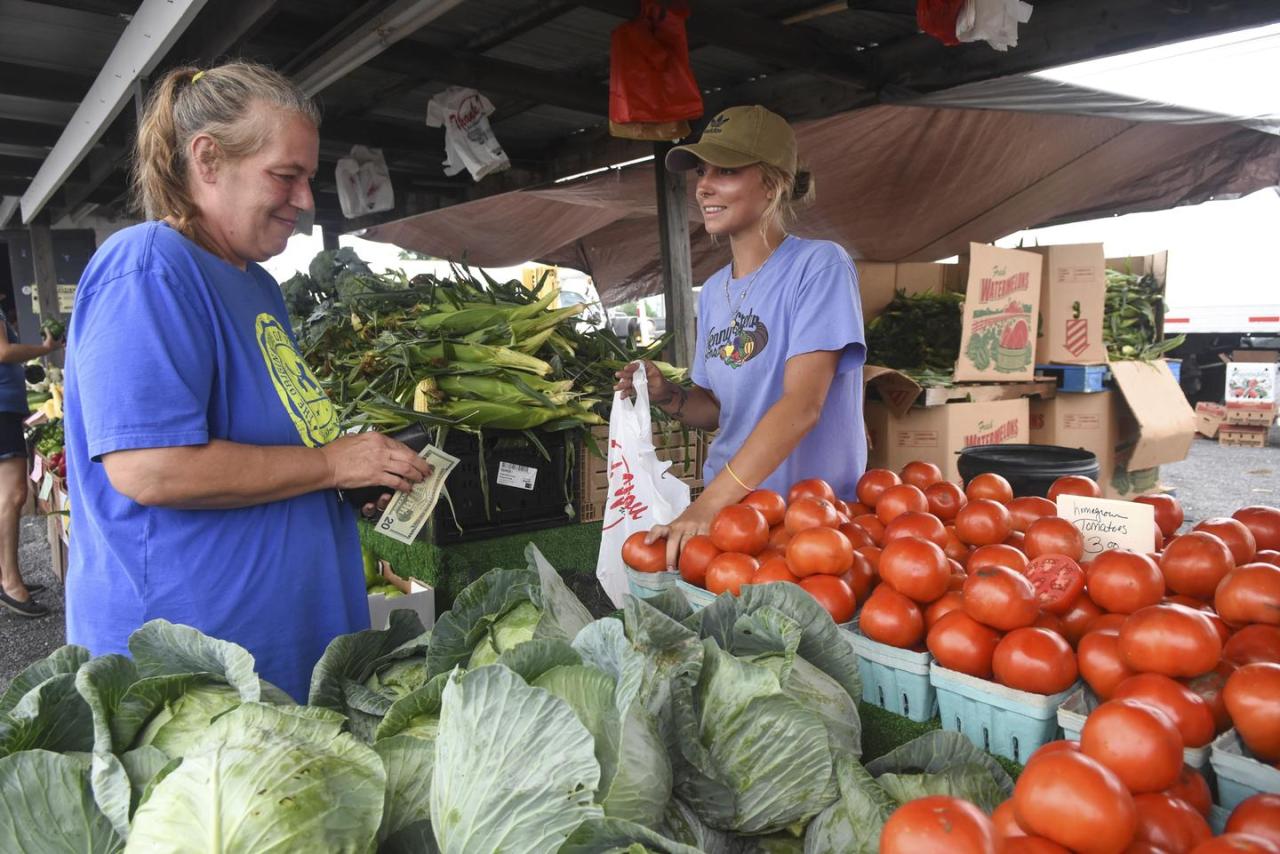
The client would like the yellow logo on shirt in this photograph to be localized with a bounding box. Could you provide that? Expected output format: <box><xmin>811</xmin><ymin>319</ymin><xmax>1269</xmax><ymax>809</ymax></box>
<box><xmin>254</xmin><ymin>313</ymin><xmax>338</xmax><ymax>447</ymax></box>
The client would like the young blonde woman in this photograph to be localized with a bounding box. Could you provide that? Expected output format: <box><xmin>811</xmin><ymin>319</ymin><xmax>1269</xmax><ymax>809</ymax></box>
<box><xmin>63</xmin><ymin>63</ymin><xmax>429</xmax><ymax>700</ymax></box>
<box><xmin>616</xmin><ymin>106</ymin><xmax>866</xmax><ymax>569</ymax></box>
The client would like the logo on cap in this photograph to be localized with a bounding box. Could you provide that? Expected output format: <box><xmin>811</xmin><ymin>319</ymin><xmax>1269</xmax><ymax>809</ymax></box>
<box><xmin>704</xmin><ymin>114</ymin><xmax>729</xmax><ymax>135</ymax></box>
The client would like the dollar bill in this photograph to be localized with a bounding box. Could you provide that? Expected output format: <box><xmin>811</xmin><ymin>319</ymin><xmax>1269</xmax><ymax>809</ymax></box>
<box><xmin>374</xmin><ymin>444</ymin><xmax>461</xmax><ymax>544</ymax></box>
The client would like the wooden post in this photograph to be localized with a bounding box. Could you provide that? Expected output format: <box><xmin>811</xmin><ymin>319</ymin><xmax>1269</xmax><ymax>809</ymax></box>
<box><xmin>653</xmin><ymin>142</ymin><xmax>695</xmax><ymax>368</ymax></box>
<box><xmin>322</xmin><ymin>227</ymin><xmax>340</xmax><ymax>251</ymax></box>
<box><xmin>28</xmin><ymin>216</ymin><xmax>60</xmax><ymax>324</ymax></box>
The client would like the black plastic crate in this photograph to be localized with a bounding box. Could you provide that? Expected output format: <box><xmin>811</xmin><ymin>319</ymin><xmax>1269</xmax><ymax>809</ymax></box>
<box><xmin>429</xmin><ymin>429</ymin><xmax>577</xmax><ymax>544</ymax></box>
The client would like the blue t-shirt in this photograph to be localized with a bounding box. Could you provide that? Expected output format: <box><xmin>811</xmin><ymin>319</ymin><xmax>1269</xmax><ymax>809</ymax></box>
<box><xmin>63</xmin><ymin>222</ymin><xmax>369</xmax><ymax>701</ymax></box>
<box><xmin>0</xmin><ymin>323</ymin><xmax>29</xmax><ymax>415</ymax></box>
<box><xmin>691</xmin><ymin>236</ymin><xmax>867</xmax><ymax>500</ymax></box>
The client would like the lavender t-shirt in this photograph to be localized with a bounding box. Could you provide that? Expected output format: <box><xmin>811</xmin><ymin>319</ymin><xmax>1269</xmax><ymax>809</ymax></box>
<box><xmin>691</xmin><ymin>236</ymin><xmax>866</xmax><ymax>500</ymax></box>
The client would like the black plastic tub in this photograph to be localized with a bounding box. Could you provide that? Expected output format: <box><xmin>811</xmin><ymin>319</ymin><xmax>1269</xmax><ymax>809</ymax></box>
<box><xmin>957</xmin><ymin>444</ymin><xmax>1100</xmax><ymax>498</ymax></box>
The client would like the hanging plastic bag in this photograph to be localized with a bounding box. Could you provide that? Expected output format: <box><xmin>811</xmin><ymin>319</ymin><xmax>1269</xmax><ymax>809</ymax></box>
<box><xmin>956</xmin><ymin>0</ymin><xmax>1033</xmax><ymax>51</ymax></box>
<box><xmin>595</xmin><ymin>362</ymin><xmax>692</xmax><ymax>608</ymax></box>
<box><xmin>609</xmin><ymin>0</ymin><xmax>703</xmax><ymax>127</ymax></box>
<box><xmin>916</xmin><ymin>0</ymin><xmax>967</xmax><ymax>45</ymax></box>
<box><xmin>334</xmin><ymin>145</ymin><xmax>395</xmax><ymax>219</ymax></box>
<box><xmin>425</xmin><ymin>86</ymin><xmax>511</xmax><ymax>181</ymax></box>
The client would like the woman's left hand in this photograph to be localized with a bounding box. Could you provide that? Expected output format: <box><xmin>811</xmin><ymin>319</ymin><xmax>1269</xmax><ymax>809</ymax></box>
<box><xmin>646</xmin><ymin>497</ymin><xmax>721</xmax><ymax>571</ymax></box>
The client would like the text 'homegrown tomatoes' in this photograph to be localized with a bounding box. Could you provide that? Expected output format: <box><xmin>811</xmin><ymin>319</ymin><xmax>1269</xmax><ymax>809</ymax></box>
<box><xmin>993</xmin><ymin>627</ymin><xmax>1078</xmax><ymax>695</ymax></box>
<box><xmin>710</xmin><ymin>504</ymin><xmax>769</xmax><ymax>555</ymax></box>
<box><xmin>1024</xmin><ymin>554</ymin><xmax>1086</xmax><ymax>615</ymax></box>
<box><xmin>622</xmin><ymin>531</ymin><xmax>667</xmax><ymax>573</ymax></box>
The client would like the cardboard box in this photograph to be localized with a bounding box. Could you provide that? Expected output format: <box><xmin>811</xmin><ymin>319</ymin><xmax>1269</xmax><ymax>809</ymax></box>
<box><xmin>865</xmin><ymin>397</ymin><xmax>1030</xmax><ymax>484</ymax></box>
<box><xmin>1105</xmin><ymin>252</ymin><xmax>1168</xmax><ymax>282</ymax></box>
<box><xmin>856</xmin><ymin>260</ymin><xmax>968</xmax><ymax>322</ymax></box>
<box><xmin>368</xmin><ymin>579</ymin><xmax>434</xmax><ymax>631</ymax></box>
<box><xmin>955</xmin><ymin>244</ymin><xmax>1043</xmax><ymax>382</ymax></box>
<box><xmin>1224</xmin><ymin>361</ymin><xmax>1278</xmax><ymax>404</ymax></box>
<box><xmin>855</xmin><ymin>261</ymin><xmax>899</xmax><ymax>322</ymax></box>
<box><xmin>1219</xmin><ymin>425</ymin><xmax>1270</xmax><ymax>448</ymax></box>
<box><xmin>1230</xmin><ymin>350</ymin><xmax>1279</xmax><ymax>364</ymax></box>
<box><xmin>1195</xmin><ymin>402</ymin><xmax>1228</xmax><ymax>438</ymax></box>
<box><xmin>1032</xmin><ymin>243</ymin><xmax>1108</xmax><ymax>365</ymax></box>
<box><xmin>1224</xmin><ymin>401</ymin><xmax>1278</xmax><ymax>426</ymax></box>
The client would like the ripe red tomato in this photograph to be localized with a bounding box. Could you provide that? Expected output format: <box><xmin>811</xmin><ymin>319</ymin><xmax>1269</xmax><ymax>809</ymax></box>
<box><xmin>992</xmin><ymin>799</ymin><xmax>1028</xmax><ymax>840</ymax></box>
<box><xmin>1000</xmin><ymin>837</ymin><xmax>1071</xmax><ymax>854</ymax></box>
<box><xmin>1048</xmin><ymin>474</ymin><xmax>1101</xmax><ymax>502</ymax></box>
<box><xmin>799</xmin><ymin>575</ymin><xmax>856</xmax><ymax>623</ymax></box>
<box><xmin>880</xmin><ymin>537</ymin><xmax>950</xmax><ymax>603</ymax></box>
<box><xmin>964</xmin><ymin>565</ymin><xmax>1039</xmax><ymax>631</ymax></box>
<box><xmin>1024</xmin><ymin>554</ymin><xmax>1086</xmax><ymax>615</ymax></box>
<box><xmin>753</xmin><ymin>556</ymin><xmax>799</xmax><ymax>585</ymax></box>
<box><xmin>787</xmin><ymin>526</ymin><xmax>854</xmax><ymax>577</ymax></box>
<box><xmin>1161</xmin><ymin>531</ymin><xmax>1237</xmax><ymax>600</ymax></box>
<box><xmin>1164</xmin><ymin>766</ymin><xmax>1213</xmax><ymax>818</ymax></box>
<box><xmin>928</xmin><ymin>610</ymin><xmax>1003</xmax><ymax>678</ymax></box>
<box><xmin>966</xmin><ymin>472</ymin><xmax>1014</xmax><ymax>504</ymax></box>
<box><xmin>788</xmin><ymin>478</ymin><xmax>835</xmax><ymax>505</ymax></box>
<box><xmin>742</xmin><ymin>489</ymin><xmax>787</xmax><ymax>527</ymax></box>
<box><xmin>851</xmin><ymin>513</ymin><xmax>886</xmax><ymax>546</ymax></box>
<box><xmin>1023</xmin><ymin>739</ymin><xmax>1082</xmax><ymax>768</ymax></box>
<box><xmin>704</xmin><ymin>552</ymin><xmax>759</xmax><ymax>596</ymax></box>
<box><xmin>884</xmin><ymin>511</ymin><xmax>948</xmax><ymax>548</ymax></box>
<box><xmin>1132</xmin><ymin>793</ymin><xmax>1212</xmax><ymax>852</ymax></box>
<box><xmin>876</xmin><ymin>484</ymin><xmax>929</xmax><ymax>525</ymax></box>
<box><xmin>948</xmin><ymin>559</ymin><xmax>968</xmax><ymax>591</ymax></box>
<box><xmin>678</xmin><ymin>535</ymin><xmax>720</xmax><ymax>585</ymax></box>
<box><xmin>1189</xmin><ymin>834</ymin><xmax>1280</xmax><ymax>853</ymax></box>
<box><xmin>1215</xmin><ymin>562</ymin><xmax>1280</xmax><ymax>627</ymax></box>
<box><xmin>1135</xmin><ymin>493</ymin><xmax>1185</xmax><ymax>539</ymax></box>
<box><xmin>769</xmin><ymin>525</ymin><xmax>792</xmax><ymax>552</ymax></box>
<box><xmin>880</xmin><ymin>795</ymin><xmax>998</xmax><ymax>854</ymax></box>
<box><xmin>1195</xmin><ymin>517</ymin><xmax>1258</xmax><ymax>565</ymax></box>
<box><xmin>841</xmin><ymin>550</ymin><xmax>876</xmax><ymax>601</ymax></box>
<box><xmin>1183</xmin><ymin>660</ymin><xmax>1236</xmax><ymax>735</ymax></box>
<box><xmin>1090</xmin><ymin>613</ymin><xmax>1128</xmax><ymax>634</ymax></box>
<box><xmin>942</xmin><ymin>525</ymin><xmax>972</xmax><ymax>562</ymax></box>
<box><xmin>1008</xmin><ymin>495</ymin><xmax>1058</xmax><ymax>533</ymax></box>
<box><xmin>1224</xmin><ymin>624</ymin><xmax>1280</xmax><ymax>666</ymax></box>
<box><xmin>1235</xmin><ymin>506</ymin><xmax>1280</xmax><ymax>553</ymax></box>
<box><xmin>1256</xmin><ymin>550</ymin><xmax>1280</xmax><ymax>567</ymax></box>
<box><xmin>856</xmin><ymin>544</ymin><xmax>881</xmax><ymax>573</ymax></box>
<box><xmin>710</xmin><ymin>504</ymin><xmax>770</xmax><ymax>555</ymax></box>
<box><xmin>1080</xmin><ymin>698</ymin><xmax>1185</xmax><ymax>792</ymax></box>
<box><xmin>846</xmin><ymin>501</ymin><xmax>871</xmax><ymax>517</ymax></box>
<box><xmin>1059</xmin><ymin>594</ymin><xmax>1106</xmax><ymax>647</ymax></box>
<box><xmin>1226</xmin><ymin>794</ymin><xmax>1280</xmax><ymax>848</ymax></box>
<box><xmin>1118</xmin><ymin>603</ymin><xmax>1223</xmax><ymax>678</ymax></box>
<box><xmin>1024</xmin><ymin>517</ymin><xmax>1085</xmax><ymax>561</ymax></box>
<box><xmin>967</xmin><ymin>543</ymin><xmax>1029</xmax><ymax>574</ymax></box>
<box><xmin>1013</xmin><ymin>751</ymin><xmax>1137</xmax><ymax>854</ymax></box>
<box><xmin>855</xmin><ymin>468</ymin><xmax>900</xmax><ymax>509</ymax></box>
<box><xmin>900</xmin><ymin>460</ymin><xmax>944</xmax><ymax>490</ymax></box>
<box><xmin>1224</xmin><ymin>662</ymin><xmax>1280</xmax><ymax>762</ymax></box>
<box><xmin>784</xmin><ymin>497</ymin><xmax>839</xmax><ymax>535</ymax></box>
<box><xmin>622</xmin><ymin>531</ymin><xmax>667</xmax><ymax>572</ymax></box>
<box><xmin>1113</xmin><ymin>673</ymin><xmax>1216</xmax><ymax>748</ymax></box>
<box><xmin>993</xmin><ymin>627</ymin><xmax>1078</xmax><ymax>694</ymax></box>
<box><xmin>924</xmin><ymin>590</ymin><xmax>966</xmax><ymax>629</ymax></box>
<box><xmin>1087</xmin><ymin>549</ymin><xmax>1166</xmax><ymax>614</ymax></box>
<box><xmin>859</xmin><ymin>585</ymin><xmax>925</xmax><ymax>649</ymax></box>
<box><xmin>955</xmin><ymin>499</ymin><xmax>1014</xmax><ymax>546</ymax></box>
<box><xmin>925</xmin><ymin>480</ymin><xmax>967</xmax><ymax>522</ymax></box>
<box><xmin>838</xmin><ymin>521</ymin><xmax>874</xmax><ymax>549</ymax></box>
<box><xmin>1033</xmin><ymin>611</ymin><xmax>1065</xmax><ymax>636</ymax></box>
<box><xmin>1078</xmin><ymin>629</ymin><xmax>1139</xmax><ymax>700</ymax></box>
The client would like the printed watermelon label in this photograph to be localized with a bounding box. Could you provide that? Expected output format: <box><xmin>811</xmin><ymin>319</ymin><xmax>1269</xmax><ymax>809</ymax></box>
<box><xmin>955</xmin><ymin>244</ymin><xmax>1043</xmax><ymax>382</ymax></box>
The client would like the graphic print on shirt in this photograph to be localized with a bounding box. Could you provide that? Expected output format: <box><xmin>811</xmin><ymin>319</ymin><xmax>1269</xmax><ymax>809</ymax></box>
<box><xmin>254</xmin><ymin>313</ymin><xmax>339</xmax><ymax>447</ymax></box>
<box><xmin>703</xmin><ymin>309</ymin><xmax>770</xmax><ymax>369</ymax></box>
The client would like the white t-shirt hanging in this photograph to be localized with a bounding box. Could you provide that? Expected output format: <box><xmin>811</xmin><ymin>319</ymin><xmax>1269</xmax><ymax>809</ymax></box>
<box><xmin>425</xmin><ymin>87</ymin><xmax>511</xmax><ymax>181</ymax></box>
<box><xmin>956</xmin><ymin>0</ymin><xmax>1033</xmax><ymax>51</ymax></box>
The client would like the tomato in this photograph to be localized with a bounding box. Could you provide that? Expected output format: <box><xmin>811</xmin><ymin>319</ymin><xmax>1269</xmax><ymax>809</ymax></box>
<box><xmin>1009</xmin><ymin>495</ymin><xmax>1058</xmax><ymax>533</ymax></box>
<box><xmin>787</xmin><ymin>526</ymin><xmax>854</xmax><ymax>577</ymax></box>
<box><xmin>856</xmin><ymin>468</ymin><xmax>900</xmax><ymax>508</ymax></box>
<box><xmin>900</xmin><ymin>460</ymin><xmax>945</xmax><ymax>490</ymax></box>
<box><xmin>992</xmin><ymin>799</ymin><xmax>1028</xmax><ymax>839</ymax></box>
<box><xmin>1119</xmin><ymin>604</ymin><xmax>1222</xmax><ymax>678</ymax></box>
<box><xmin>1060</xmin><ymin>594</ymin><xmax>1106</xmax><ymax>647</ymax></box>
<box><xmin>964</xmin><ymin>565</ymin><xmax>1039</xmax><ymax>631</ymax></box>
<box><xmin>1132</xmin><ymin>793</ymin><xmax>1212</xmax><ymax>852</ymax></box>
<box><xmin>1080</xmin><ymin>698</ymin><xmax>1184</xmax><ymax>792</ymax></box>
<box><xmin>1005</xmin><ymin>530</ymin><xmax>1027</xmax><ymax>551</ymax></box>
<box><xmin>704</xmin><ymin>552</ymin><xmax>759</xmax><ymax>596</ymax></box>
<box><xmin>1025</xmin><ymin>554</ymin><xmax>1086</xmax><ymax>615</ymax></box>
<box><xmin>993</xmin><ymin>627</ymin><xmax>1078</xmax><ymax>695</ymax></box>
<box><xmin>1078</xmin><ymin>629</ymin><xmax>1139</xmax><ymax>700</ymax></box>
<box><xmin>846</xmin><ymin>501</ymin><xmax>871</xmax><ymax>517</ymax></box>
<box><xmin>1088</xmin><ymin>549</ymin><xmax>1166</xmax><ymax>614</ymax></box>
<box><xmin>860</xmin><ymin>584</ymin><xmax>925</xmax><ymax>649</ymax></box>
<box><xmin>710</xmin><ymin>504</ymin><xmax>770</xmax><ymax>555</ymax></box>
<box><xmin>1188</xmin><ymin>834</ymin><xmax>1280</xmax><ymax>853</ymax></box>
<box><xmin>1227</xmin><ymin>794</ymin><xmax>1280</xmax><ymax>848</ymax></box>
<box><xmin>926</xmin><ymin>481</ymin><xmax>967</xmax><ymax>522</ymax></box>
<box><xmin>1033</xmin><ymin>611</ymin><xmax>1065</xmax><ymax>636</ymax></box>
<box><xmin>955</xmin><ymin>499</ymin><xmax>1014</xmax><ymax>546</ymax></box>
<box><xmin>1182</xmin><ymin>660</ymin><xmax>1236</xmax><ymax>734</ymax></box>
<box><xmin>1013</xmin><ymin>750</ymin><xmax>1138</xmax><ymax>854</ymax></box>
<box><xmin>857</xmin><ymin>545</ymin><xmax>881</xmax><ymax>573</ymax></box>
<box><xmin>1224</xmin><ymin>663</ymin><xmax>1280</xmax><ymax>761</ymax></box>
<box><xmin>1234</xmin><ymin>506</ymin><xmax>1280</xmax><ymax>552</ymax></box>
<box><xmin>966</xmin><ymin>472</ymin><xmax>1014</xmax><ymax>504</ymax></box>
<box><xmin>948</xmin><ymin>559</ymin><xmax>968</xmax><ymax>591</ymax></box>
<box><xmin>1163</xmin><ymin>766</ymin><xmax>1213</xmax><ymax>818</ymax></box>
<box><xmin>1215</xmin><ymin>562</ymin><xmax>1280</xmax><ymax>627</ymax></box>
<box><xmin>1048</xmin><ymin>474</ymin><xmax>1102</xmax><ymax>502</ymax></box>
<box><xmin>1136</xmin><ymin>493</ymin><xmax>1185</xmax><ymax>539</ymax></box>
<box><xmin>742</xmin><ymin>489</ymin><xmax>787</xmax><ymax>527</ymax></box>
<box><xmin>838</xmin><ymin>521</ymin><xmax>874</xmax><ymax>549</ymax></box>
<box><xmin>880</xmin><ymin>795</ymin><xmax>998</xmax><ymax>854</ymax></box>
<box><xmin>1195</xmin><ymin>517</ymin><xmax>1258</xmax><ymax>565</ymax></box>
<box><xmin>883</xmin><ymin>511</ymin><xmax>947</xmax><ymax>548</ymax></box>
<box><xmin>876</xmin><ymin>484</ymin><xmax>930</xmax><ymax>525</ymax></box>
<box><xmin>622</xmin><ymin>531</ymin><xmax>668</xmax><ymax>573</ymax></box>
<box><xmin>678</xmin><ymin>535</ymin><xmax>721</xmax><ymax>585</ymax></box>
<box><xmin>851</xmin><ymin>513</ymin><xmax>886</xmax><ymax>545</ymax></box>
<box><xmin>928</xmin><ymin>610</ymin><xmax>1003</xmax><ymax>678</ymax></box>
<box><xmin>1024</xmin><ymin>739</ymin><xmax>1082</xmax><ymax>768</ymax></box>
<box><xmin>798</xmin><ymin>574</ymin><xmax>856</xmax><ymax>623</ymax></box>
<box><xmin>1091</xmin><ymin>613</ymin><xmax>1128</xmax><ymax>634</ymax></box>
<box><xmin>753</xmin><ymin>556</ymin><xmax>799</xmax><ymax>585</ymax></box>
<box><xmin>769</xmin><ymin>525</ymin><xmax>792</xmax><ymax>552</ymax></box>
<box><xmin>942</xmin><ymin>525</ymin><xmax>972</xmax><ymax>562</ymax></box>
<box><xmin>788</xmin><ymin>477</ymin><xmax>835</xmax><ymax>505</ymax></box>
<box><xmin>841</xmin><ymin>550</ymin><xmax>876</xmax><ymax>601</ymax></box>
<box><xmin>784</xmin><ymin>497</ymin><xmax>839</xmax><ymax>535</ymax></box>
<box><xmin>833</xmin><ymin>499</ymin><xmax>852</xmax><ymax>518</ymax></box>
<box><xmin>1025</xmin><ymin>517</ymin><xmax>1085</xmax><ymax>562</ymax></box>
<box><xmin>1000</xmin><ymin>837</ymin><xmax>1070</xmax><ymax>853</ymax></box>
<box><xmin>880</xmin><ymin>537</ymin><xmax>950</xmax><ymax>603</ymax></box>
<box><xmin>1113</xmin><ymin>673</ymin><xmax>1216</xmax><ymax>748</ymax></box>
<box><xmin>1257</xmin><ymin>550</ymin><xmax>1280</xmax><ymax>568</ymax></box>
<box><xmin>1224</xmin><ymin>625</ymin><xmax>1280</xmax><ymax>666</ymax></box>
<box><xmin>924</xmin><ymin>590</ymin><xmax>966</xmax><ymax>629</ymax></box>
<box><xmin>968</xmin><ymin>543</ymin><xmax>1029</xmax><ymax>574</ymax></box>
<box><xmin>1161</xmin><ymin>532</ymin><xmax>1237</xmax><ymax>600</ymax></box>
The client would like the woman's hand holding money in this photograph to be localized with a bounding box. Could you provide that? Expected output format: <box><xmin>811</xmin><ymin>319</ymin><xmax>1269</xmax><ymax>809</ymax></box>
<box><xmin>321</xmin><ymin>433</ymin><xmax>433</xmax><ymax>498</ymax></box>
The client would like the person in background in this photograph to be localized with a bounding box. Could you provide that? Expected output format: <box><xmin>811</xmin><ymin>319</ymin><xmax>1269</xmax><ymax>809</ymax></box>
<box><xmin>0</xmin><ymin>295</ymin><xmax>62</xmax><ymax>617</ymax></box>
<box><xmin>63</xmin><ymin>62</ymin><xmax>430</xmax><ymax>700</ymax></box>
<box><xmin>615</xmin><ymin>105</ymin><xmax>865</xmax><ymax>569</ymax></box>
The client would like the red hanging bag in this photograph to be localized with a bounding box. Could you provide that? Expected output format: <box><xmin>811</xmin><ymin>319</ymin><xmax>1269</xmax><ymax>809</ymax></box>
<box><xmin>609</xmin><ymin>0</ymin><xmax>703</xmax><ymax>125</ymax></box>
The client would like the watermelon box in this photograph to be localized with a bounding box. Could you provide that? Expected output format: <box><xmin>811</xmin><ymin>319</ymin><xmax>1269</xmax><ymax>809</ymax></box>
<box><xmin>1031</xmin><ymin>243</ymin><xmax>1109</xmax><ymax>366</ymax></box>
<box><xmin>955</xmin><ymin>243</ymin><xmax>1044</xmax><ymax>382</ymax></box>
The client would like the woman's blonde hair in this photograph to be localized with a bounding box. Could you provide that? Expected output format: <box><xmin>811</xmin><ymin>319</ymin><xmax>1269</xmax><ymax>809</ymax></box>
<box><xmin>758</xmin><ymin>162</ymin><xmax>816</xmax><ymax>233</ymax></box>
<box><xmin>131</xmin><ymin>61</ymin><xmax>320</xmax><ymax>235</ymax></box>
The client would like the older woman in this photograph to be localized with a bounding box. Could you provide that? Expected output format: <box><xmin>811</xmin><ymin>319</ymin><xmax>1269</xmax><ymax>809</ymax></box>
<box><xmin>63</xmin><ymin>62</ymin><xmax>429</xmax><ymax>700</ymax></box>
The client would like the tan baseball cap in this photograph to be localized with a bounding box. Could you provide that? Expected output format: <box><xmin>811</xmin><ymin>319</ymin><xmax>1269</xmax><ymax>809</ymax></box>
<box><xmin>665</xmin><ymin>106</ymin><xmax>797</xmax><ymax>175</ymax></box>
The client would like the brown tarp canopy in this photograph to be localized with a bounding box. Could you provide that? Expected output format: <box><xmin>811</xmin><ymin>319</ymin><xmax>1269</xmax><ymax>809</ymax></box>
<box><xmin>365</xmin><ymin>104</ymin><xmax>1280</xmax><ymax>305</ymax></box>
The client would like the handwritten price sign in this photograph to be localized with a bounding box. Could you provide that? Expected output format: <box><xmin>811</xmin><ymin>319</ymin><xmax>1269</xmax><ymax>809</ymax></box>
<box><xmin>1055</xmin><ymin>495</ymin><xmax>1157</xmax><ymax>558</ymax></box>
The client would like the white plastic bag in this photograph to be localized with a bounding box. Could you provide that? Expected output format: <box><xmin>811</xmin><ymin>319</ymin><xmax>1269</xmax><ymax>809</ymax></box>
<box><xmin>956</xmin><ymin>0</ymin><xmax>1033</xmax><ymax>51</ymax></box>
<box><xmin>334</xmin><ymin>145</ymin><xmax>395</xmax><ymax>218</ymax></box>
<box><xmin>595</xmin><ymin>363</ymin><xmax>692</xmax><ymax>608</ymax></box>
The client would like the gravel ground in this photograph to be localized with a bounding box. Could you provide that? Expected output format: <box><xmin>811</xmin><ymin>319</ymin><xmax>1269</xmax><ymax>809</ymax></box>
<box><xmin>1</xmin><ymin>427</ymin><xmax>1276</xmax><ymax>692</ymax></box>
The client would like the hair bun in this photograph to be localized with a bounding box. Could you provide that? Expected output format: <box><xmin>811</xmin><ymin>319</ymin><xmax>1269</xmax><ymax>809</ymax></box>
<box><xmin>792</xmin><ymin>170</ymin><xmax>812</xmax><ymax>199</ymax></box>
